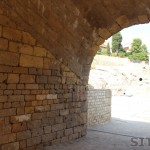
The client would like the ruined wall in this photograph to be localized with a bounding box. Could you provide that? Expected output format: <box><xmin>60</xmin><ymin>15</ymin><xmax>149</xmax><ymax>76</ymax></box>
<box><xmin>0</xmin><ymin>14</ymin><xmax>87</xmax><ymax>150</ymax></box>
<box><xmin>88</xmin><ymin>89</ymin><xmax>111</xmax><ymax>126</ymax></box>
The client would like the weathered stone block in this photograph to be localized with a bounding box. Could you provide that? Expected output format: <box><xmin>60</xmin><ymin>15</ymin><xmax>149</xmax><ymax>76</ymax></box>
<box><xmin>25</xmin><ymin>107</ymin><xmax>35</xmax><ymax>114</ymax></box>
<box><xmin>0</xmin><ymin>96</ymin><xmax>7</xmax><ymax>102</ymax></box>
<box><xmin>3</xmin><ymin>27</ymin><xmax>22</xmax><ymax>41</ymax></box>
<box><xmin>52</xmin><ymin>123</ymin><xmax>66</xmax><ymax>132</ymax></box>
<box><xmin>36</xmin><ymin>95</ymin><xmax>46</xmax><ymax>100</ymax></box>
<box><xmin>34</xmin><ymin>47</ymin><xmax>47</xmax><ymax>57</ymax></box>
<box><xmin>0</xmin><ymin>73</ymin><xmax>7</xmax><ymax>83</ymax></box>
<box><xmin>0</xmin><ymin>51</ymin><xmax>19</xmax><ymax>66</ymax></box>
<box><xmin>31</xmin><ymin>128</ymin><xmax>44</xmax><ymax>137</ymax></box>
<box><xmin>22</xmin><ymin>31</ymin><xmax>36</xmax><ymax>45</ymax></box>
<box><xmin>9</xmin><ymin>41</ymin><xmax>22</xmax><ymax>53</ymax></box>
<box><xmin>65</xmin><ymin>128</ymin><xmax>73</xmax><ymax>136</ymax></box>
<box><xmin>27</xmin><ymin>136</ymin><xmax>41</xmax><ymax>147</ymax></box>
<box><xmin>36</xmin><ymin>75</ymin><xmax>48</xmax><ymax>83</ymax></box>
<box><xmin>12</xmin><ymin>122</ymin><xmax>27</xmax><ymax>133</ymax></box>
<box><xmin>44</xmin><ymin>126</ymin><xmax>52</xmax><ymax>134</ymax></box>
<box><xmin>0</xmin><ymin>133</ymin><xmax>16</xmax><ymax>145</ymax></box>
<box><xmin>20</xmin><ymin>74</ymin><xmax>35</xmax><ymax>83</ymax></box>
<box><xmin>0</xmin><ymin>125</ymin><xmax>11</xmax><ymax>135</ymax></box>
<box><xmin>27</xmin><ymin>120</ymin><xmax>41</xmax><ymax>129</ymax></box>
<box><xmin>60</xmin><ymin>109</ymin><xmax>69</xmax><ymax>116</ymax></box>
<box><xmin>20</xmin><ymin>54</ymin><xmax>43</xmax><ymax>68</ymax></box>
<box><xmin>7</xmin><ymin>74</ymin><xmax>19</xmax><ymax>83</ymax></box>
<box><xmin>35</xmin><ymin>105</ymin><xmax>50</xmax><ymax>112</ymax></box>
<box><xmin>51</xmin><ymin>104</ymin><xmax>64</xmax><ymax>110</ymax></box>
<box><xmin>0</xmin><ymin>108</ymin><xmax>16</xmax><ymax>117</ymax></box>
<box><xmin>0</xmin><ymin>37</ymin><xmax>8</xmax><ymax>50</ymax></box>
<box><xmin>17</xmin><ymin>130</ymin><xmax>31</xmax><ymax>140</ymax></box>
<box><xmin>25</xmin><ymin>84</ymin><xmax>38</xmax><ymax>89</ymax></box>
<box><xmin>46</xmin><ymin>94</ymin><xmax>57</xmax><ymax>100</ymax></box>
<box><xmin>19</xmin><ymin>44</ymin><xmax>33</xmax><ymax>55</ymax></box>
<box><xmin>11</xmin><ymin>114</ymin><xmax>31</xmax><ymax>123</ymax></box>
<box><xmin>1</xmin><ymin>142</ymin><xmax>19</xmax><ymax>150</ymax></box>
<box><xmin>8</xmin><ymin>95</ymin><xmax>24</xmax><ymax>102</ymax></box>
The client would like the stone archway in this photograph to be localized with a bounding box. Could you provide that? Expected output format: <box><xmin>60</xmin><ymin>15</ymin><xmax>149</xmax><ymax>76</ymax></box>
<box><xmin>0</xmin><ymin>0</ymin><xmax>150</xmax><ymax>149</ymax></box>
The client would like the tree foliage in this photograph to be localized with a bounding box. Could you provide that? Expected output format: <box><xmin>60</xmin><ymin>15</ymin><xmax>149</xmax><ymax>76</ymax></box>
<box><xmin>112</xmin><ymin>32</ymin><xmax>123</xmax><ymax>55</ymax></box>
<box><xmin>129</xmin><ymin>38</ymin><xmax>149</xmax><ymax>62</ymax></box>
<box><xmin>106</xmin><ymin>43</ymin><xmax>111</xmax><ymax>56</ymax></box>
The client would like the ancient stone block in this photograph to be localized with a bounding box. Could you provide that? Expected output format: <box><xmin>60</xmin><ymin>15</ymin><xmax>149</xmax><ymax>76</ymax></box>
<box><xmin>0</xmin><ymin>73</ymin><xmax>7</xmax><ymax>83</ymax></box>
<box><xmin>0</xmin><ymin>51</ymin><xmax>19</xmax><ymax>66</ymax></box>
<box><xmin>0</xmin><ymin>25</ymin><xmax>2</xmax><ymax>36</ymax></box>
<box><xmin>46</xmin><ymin>94</ymin><xmax>57</xmax><ymax>100</ymax></box>
<box><xmin>25</xmin><ymin>84</ymin><xmax>38</xmax><ymax>90</ymax></box>
<box><xmin>12</xmin><ymin>122</ymin><xmax>27</xmax><ymax>133</ymax></box>
<box><xmin>20</xmin><ymin>74</ymin><xmax>35</xmax><ymax>83</ymax></box>
<box><xmin>36</xmin><ymin>75</ymin><xmax>48</xmax><ymax>83</ymax></box>
<box><xmin>0</xmin><ymin>133</ymin><xmax>16</xmax><ymax>145</ymax></box>
<box><xmin>44</xmin><ymin>126</ymin><xmax>52</xmax><ymax>134</ymax></box>
<box><xmin>8</xmin><ymin>95</ymin><xmax>24</xmax><ymax>102</ymax></box>
<box><xmin>42</xmin><ymin>133</ymin><xmax>55</xmax><ymax>142</ymax></box>
<box><xmin>34</xmin><ymin>47</ymin><xmax>47</xmax><ymax>57</ymax></box>
<box><xmin>1</xmin><ymin>142</ymin><xmax>19</xmax><ymax>150</ymax></box>
<box><xmin>52</xmin><ymin>123</ymin><xmax>66</xmax><ymax>132</ymax></box>
<box><xmin>0</xmin><ymin>96</ymin><xmax>7</xmax><ymax>102</ymax></box>
<box><xmin>7</xmin><ymin>74</ymin><xmax>19</xmax><ymax>83</ymax></box>
<box><xmin>19</xmin><ymin>44</ymin><xmax>33</xmax><ymax>55</ymax></box>
<box><xmin>35</xmin><ymin>105</ymin><xmax>50</xmax><ymax>112</ymax></box>
<box><xmin>22</xmin><ymin>31</ymin><xmax>36</xmax><ymax>45</ymax></box>
<box><xmin>17</xmin><ymin>130</ymin><xmax>31</xmax><ymax>140</ymax></box>
<box><xmin>51</xmin><ymin>104</ymin><xmax>64</xmax><ymax>110</ymax></box>
<box><xmin>3</xmin><ymin>27</ymin><xmax>22</xmax><ymax>41</ymax></box>
<box><xmin>31</xmin><ymin>128</ymin><xmax>44</xmax><ymax>137</ymax></box>
<box><xmin>0</xmin><ymin>37</ymin><xmax>8</xmax><ymax>50</ymax></box>
<box><xmin>25</xmin><ymin>107</ymin><xmax>35</xmax><ymax>114</ymax></box>
<box><xmin>9</xmin><ymin>41</ymin><xmax>22</xmax><ymax>53</ymax></box>
<box><xmin>138</xmin><ymin>15</ymin><xmax>149</xmax><ymax>23</ymax></box>
<box><xmin>0</xmin><ymin>125</ymin><xmax>11</xmax><ymax>135</ymax></box>
<box><xmin>11</xmin><ymin>114</ymin><xmax>31</xmax><ymax>123</ymax></box>
<box><xmin>20</xmin><ymin>54</ymin><xmax>43</xmax><ymax>68</ymax></box>
<box><xmin>27</xmin><ymin>120</ymin><xmax>41</xmax><ymax>129</ymax></box>
<box><xmin>60</xmin><ymin>109</ymin><xmax>69</xmax><ymax>116</ymax></box>
<box><xmin>0</xmin><ymin>108</ymin><xmax>16</xmax><ymax>117</ymax></box>
<box><xmin>36</xmin><ymin>95</ymin><xmax>46</xmax><ymax>100</ymax></box>
<box><xmin>27</xmin><ymin>136</ymin><xmax>41</xmax><ymax>147</ymax></box>
<box><xmin>65</xmin><ymin>128</ymin><xmax>73</xmax><ymax>136</ymax></box>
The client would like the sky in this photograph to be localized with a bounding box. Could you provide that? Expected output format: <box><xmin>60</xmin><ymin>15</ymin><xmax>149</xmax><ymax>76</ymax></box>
<box><xmin>105</xmin><ymin>22</ymin><xmax>150</xmax><ymax>51</ymax></box>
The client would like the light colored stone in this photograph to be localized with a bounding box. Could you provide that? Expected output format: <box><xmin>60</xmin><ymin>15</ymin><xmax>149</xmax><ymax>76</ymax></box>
<box><xmin>36</xmin><ymin>95</ymin><xmax>46</xmax><ymax>100</ymax></box>
<box><xmin>34</xmin><ymin>46</ymin><xmax>47</xmax><ymax>57</ymax></box>
<box><xmin>12</xmin><ymin>114</ymin><xmax>31</xmax><ymax>123</ymax></box>
<box><xmin>46</xmin><ymin>94</ymin><xmax>57</xmax><ymax>100</ymax></box>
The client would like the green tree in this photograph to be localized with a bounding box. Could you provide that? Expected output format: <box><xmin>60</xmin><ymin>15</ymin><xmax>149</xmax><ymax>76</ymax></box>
<box><xmin>107</xmin><ymin>43</ymin><xmax>111</xmax><ymax>56</ymax></box>
<box><xmin>112</xmin><ymin>32</ymin><xmax>123</xmax><ymax>55</ymax></box>
<box><xmin>128</xmin><ymin>38</ymin><xmax>149</xmax><ymax>62</ymax></box>
<box><xmin>130</xmin><ymin>38</ymin><xmax>142</xmax><ymax>53</ymax></box>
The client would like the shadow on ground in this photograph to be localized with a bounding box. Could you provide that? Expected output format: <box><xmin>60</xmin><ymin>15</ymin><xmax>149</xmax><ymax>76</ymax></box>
<box><xmin>46</xmin><ymin>118</ymin><xmax>150</xmax><ymax>150</ymax></box>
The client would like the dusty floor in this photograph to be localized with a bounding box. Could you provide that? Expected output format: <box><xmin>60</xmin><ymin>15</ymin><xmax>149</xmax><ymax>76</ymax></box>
<box><xmin>46</xmin><ymin>96</ymin><xmax>150</xmax><ymax>150</ymax></box>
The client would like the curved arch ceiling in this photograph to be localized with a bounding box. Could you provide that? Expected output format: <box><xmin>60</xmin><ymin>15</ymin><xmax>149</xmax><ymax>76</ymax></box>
<box><xmin>0</xmin><ymin>0</ymin><xmax>150</xmax><ymax>78</ymax></box>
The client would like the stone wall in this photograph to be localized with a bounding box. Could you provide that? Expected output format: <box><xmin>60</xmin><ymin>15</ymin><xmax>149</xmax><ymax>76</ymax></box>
<box><xmin>87</xmin><ymin>89</ymin><xmax>111</xmax><ymax>126</ymax></box>
<box><xmin>0</xmin><ymin>14</ymin><xmax>87</xmax><ymax>150</ymax></box>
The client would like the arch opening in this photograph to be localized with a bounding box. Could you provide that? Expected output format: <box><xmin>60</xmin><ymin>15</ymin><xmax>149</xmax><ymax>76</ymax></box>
<box><xmin>88</xmin><ymin>23</ymin><xmax>150</xmax><ymax>126</ymax></box>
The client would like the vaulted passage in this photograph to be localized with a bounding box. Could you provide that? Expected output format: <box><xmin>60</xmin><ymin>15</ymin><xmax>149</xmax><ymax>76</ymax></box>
<box><xmin>0</xmin><ymin>0</ymin><xmax>150</xmax><ymax>149</ymax></box>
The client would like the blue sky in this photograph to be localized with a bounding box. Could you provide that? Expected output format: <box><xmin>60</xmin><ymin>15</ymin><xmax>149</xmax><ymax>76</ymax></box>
<box><xmin>105</xmin><ymin>22</ymin><xmax>150</xmax><ymax>51</ymax></box>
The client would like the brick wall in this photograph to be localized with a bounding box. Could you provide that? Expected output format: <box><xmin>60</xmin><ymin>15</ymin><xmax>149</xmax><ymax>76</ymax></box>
<box><xmin>88</xmin><ymin>89</ymin><xmax>111</xmax><ymax>126</ymax></box>
<box><xmin>0</xmin><ymin>14</ymin><xmax>87</xmax><ymax>150</ymax></box>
